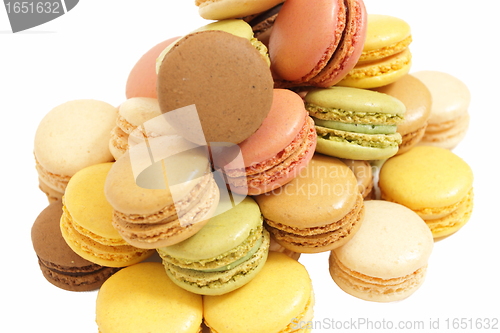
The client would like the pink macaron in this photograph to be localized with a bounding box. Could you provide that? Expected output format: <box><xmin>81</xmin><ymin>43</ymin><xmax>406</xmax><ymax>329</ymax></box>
<box><xmin>269</xmin><ymin>0</ymin><xmax>367</xmax><ymax>88</ymax></box>
<box><xmin>217</xmin><ymin>89</ymin><xmax>316</xmax><ymax>195</ymax></box>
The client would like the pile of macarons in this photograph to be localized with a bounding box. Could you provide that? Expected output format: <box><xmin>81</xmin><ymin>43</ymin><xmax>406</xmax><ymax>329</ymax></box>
<box><xmin>31</xmin><ymin>0</ymin><xmax>474</xmax><ymax>332</ymax></box>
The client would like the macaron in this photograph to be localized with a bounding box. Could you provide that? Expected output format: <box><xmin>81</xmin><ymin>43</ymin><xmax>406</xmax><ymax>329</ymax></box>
<box><xmin>305</xmin><ymin>86</ymin><xmax>406</xmax><ymax>160</ymax></box>
<box><xmin>31</xmin><ymin>200</ymin><xmax>119</xmax><ymax>291</ymax></box>
<box><xmin>105</xmin><ymin>136</ymin><xmax>219</xmax><ymax>249</ymax></box>
<box><xmin>96</xmin><ymin>262</ymin><xmax>203</xmax><ymax>333</ymax></box>
<box><xmin>157</xmin><ymin>196</ymin><xmax>270</xmax><ymax>295</ymax></box>
<box><xmin>412</xmin><ymin>71</ymin><xmax>471</xmax><ymax>149</ymax></box>
<box><xmin>339</xmin><ymin>159</ymin><xmax>374</xmax><ymax>199</ymax></box>
<box><xmin>60</xmin><ymin>163</ymin><xmax>154</xmax><ymax>267</ymax></box>
<box><xmin>204</xmin><ymin>251</ymin><xmax>315</xmax><ymax>333</ymax></box>
<box><xmin>243</xmin><ymin>1</ymin><xmax>284</xmax><ymax>46</ymax></box>
<box><xmin>125</xmin><ymin>36</ymin><xmax>179</xmax><ymax>99</ymax></box>
<box><xmin>108</xmin><ymin>97</ymin><xmax>163</xmax><ymax>160</ymax></box>
<box><xmin>195</xmin><ymin>0</ymin><xmax>284</xmax><ymax>20</ymax></box>
<box><xmin>269</xmin><ymin>235</ymin><xmax>301</xmax><ymax>261</ymax></box>
<box><xmin>373</xmin><ymin>74</ymin><xmax>432</xmax><ymax>154</ymax></box>
<box><xmin>269</xmin><ymin>0</ymin><xmax>367</xmax><ymax>88</ymax></box>
<box><xmin>217</xmin><ymin>89</ymin><xmax>316</xmax><ymax>195</ymax></box>
<box><xmin>157</xmin><ymin>29</ymin><xmax>273</xmax><ymax>145</ymax></box>
<box><xmin>34</xmin><ymin>99</ymin><xmax>117</xmax><ymax>202</ymax></box>
<box><xmin>255</xmin><ymin>154</ymin><xmax>364</xmax><ymax>253</ymax></box>
<box><xmin>379</xmin><ymin>146</ymin><xmax>474</xmax><ymax>238</ymax></box>
<box><xmin>338</xmin><ymin>14</ymin><xmax>412</xmax><ymax>88</ymax></box>
<box><xmin>330</xmin><ymin>200</ymin><xmax>434</xmax><ymax>302</ymax></box>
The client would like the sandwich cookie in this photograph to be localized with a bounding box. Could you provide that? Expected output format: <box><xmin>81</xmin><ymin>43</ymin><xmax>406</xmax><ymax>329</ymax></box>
<box><xmin>338</xmin><ymin>14</ymin><xmax>412</xmax><ymax>88</ymax></box>
<box><xmin>379</xmin><ymin>146</ymin><xmax>474</xmax><ymax>239</ymax></box>
<box><xmin>204</xmin><ymin>252</ymin><xmax>315</xmax><ymax>333</ymax></box>
<box><xmin>305</xmin><ymin>86</ymin><xmax>405</xmax><ymax>160</ymax></box>
<box><xmin>195</xmin><ymin>0</ymin><xmax>284</xmax><ymax>20</ymax></box>
<box><xmin>217</xmin><ymin>89</ymin><xmax>316</xmax><ymax>195</ymax></box>
<box><xmin>109</xmin><ymin>97</ymin><xmax>163</xmax><ymax>160</ymax></box>
<box><xmin>31</xmin><ymin>200</ymin><xmax>119</xmax><ymax>291</ymax></box>
<box><xmin>157</xmin><ymin>196</ymin><xmax>270</xmax><ymax>295</ymax></box>
<box><xmin>157</xmin><ymin>29</ymin><xmax>273</xmax><ymax>145</ymax></box>
<box><xmin>105</xmin><ymin>137</ymin><xmax>219</xmax><ymax>249</ymax></box>
<box><xmin>255</xmin><ymin>154</ymin><xmax>364</xmax><ymax>253</ymax></box>
<box><xmin>412</xmin><ymin>71</ymin><xmax>471</xmax><ymax>149</ymax></box>
<box><xmin>60</xmin><ymin>163</ymin><xmax>154</xmax><ymax>267</ymax></box>
<box><xmin>34</xmin><ymin>99</ymin><xmax>117</xmax><ymax>202</ymax></box>
<box><xmin>330</xmin><ymin>200</ymin><xmax>434</xmax><ymax>302</ymax></box>
<box><xmin>339</xmin><ymin>159</ymin><xmax>374</xmax><ymax>199</ymax></box>
<box><xmin>270</xmin><ymin>0</ymin><xmax>367</xmax><ymax>88</ymax></box>
<box><xmin>373</xmin><ymin>74</ymin><xmax>432</xmax><ymax>154</ymax></box>
<box><xmin>269</xmin><ymin>235</ymin><xmax>301</xmax><ymax>261</ymax></box>
<box><xmin>96</xmin><ymin>262</ymin><xmax>203</xmax><ymax>333</ymax></box>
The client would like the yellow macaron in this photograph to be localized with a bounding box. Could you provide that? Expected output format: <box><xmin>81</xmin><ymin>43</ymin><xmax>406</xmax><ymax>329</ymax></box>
<box><xmin>60</xmin><ymin>163</ymin><xmax>154</xmax><ymax>267</ymax></box>
<box><xmin>379</xmin><ymin>146</ymin><xmax>474</xmax><ymax>238</ymax></box>
<box><xmin>96</xmin><ymin>262</ymin><xmax>203</xmax><ymax>333</ymax></box>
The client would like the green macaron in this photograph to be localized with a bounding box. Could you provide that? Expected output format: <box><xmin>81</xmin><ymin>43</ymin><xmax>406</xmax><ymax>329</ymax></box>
<box><xmin>157</xmin><ymin>195</ymin><xmax>269</xmax><ymax>296</ymax></box>
<box><xmin>305</xmin><ymin>86</ymin><xmax>406</xmax><ymax>160</ymax></box>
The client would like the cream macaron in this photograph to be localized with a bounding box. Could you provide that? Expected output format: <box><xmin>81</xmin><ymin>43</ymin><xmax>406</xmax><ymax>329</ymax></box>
<box><xmin>330</xmin><ymin>200</ymin><xmax>434</xmax><ymax>302</ymax></box>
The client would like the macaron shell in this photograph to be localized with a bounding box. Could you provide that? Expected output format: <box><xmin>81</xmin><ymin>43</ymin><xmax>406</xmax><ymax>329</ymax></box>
<box><xmin>197</xmin><ymin>0</ymin><xmax>285</xmax><ymax>20</ymax></box>
<box><xmin>118</xmin><ymin>97</ymin><xmax>162</xmax><ymax>127</ymax></box>
<box><xmin>38</xmin><ymin>177</ymin><xmax>63</xmax><ymax>203</ymax></box>
<box><xmin>379</xmin><ymin>146</ymin><xmax>473</xmax><ymax>210</ymax></box>
<box><xmin>361</xmin><ymin>15</ymin><xmax>411</xmax><ymax>52</ymax></box>
<box><xmin>34</xmin><ymin>100</ymin><xmax>117</xmax><ymax>177</ymax></box>
<box><xmin>418</xmin><ymin>112</ymin><xmax>470</xmax><ymax>149</ymax></box>
<box><xmin>204</xmin><ymin>252</ymin><xmax>313</xmax><ymax>333</ymax></box>
<box><xmin>339</xmin><ymin>159</ymin><xmax>373</xmax><ymax>198</ymax></box>
<box><xmin>315</xmin><ymin>136</ymin><xmax>400</xmax><ymax>161</ymax></box>
<box><xmin>126</xmin><ymin>37</ymin><xmax>179</xmax><ymax>99</ymax></box>
<box><xmin>96</xmin><ymin>262</ymin><xmax>203</xmax><ymax>333</ymax></box>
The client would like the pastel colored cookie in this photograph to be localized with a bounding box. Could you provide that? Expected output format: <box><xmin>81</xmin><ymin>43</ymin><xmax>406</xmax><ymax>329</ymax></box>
<box><xmin>379</xmin><ymin>146</ymin><xmax>474</xmax><ymax>238</ymax></box>
<box><xmin>125</xmin><ymin>37</ymin><xmax>179</xmax><ymax>99</ymax></box>
<box><xmin>305</xmin><ymin>86</ymin><xmax>405</xmax><ymax>160</ymax></box>
<box><xmin>34</xmin><ymin>100</ymin><xmax>117</xmax><ymax>201</ymax></box>
<box><xmin>204</xmin><ymin>252</ymin><xmax>315</xmax><ymax>333</ymax></box>
<box><xmin>157</xmin><ymin>30</ymin><xmax>273</xmax><ymax>145</ymax></box>
<box><xmin>330</xmin><ymin>200</ymin><xmax>434</xmax><ymax>302</ymax></box>
<box><xmin>31</xmin><ymin>200</ymin><xmax>119</xmax><ymax>291</ymax></box>
<box><xmin>157</xmin><ymin>196</ymin><xmax>269</xmax><ymax>295</ymax></box>
<box><xmin>255</xmin><ymin>154</ymin><xmax>365</xmax><ymax>253</ymax></box>
<box><xmin>96</xmin><ymin>262</ymin><xmax>203</xmax><ymax>333</ymax></box>
<box><xmin>269</xmin><ymin>234</ymin><xmax>301</xmax><ymax>261</ymax></box>
<box><xmin>338</xmin><ymin>14</ymin><xmax>412</xmax><ymax>88</ymax></box>
<box><xmin>339</xmin><ymin>159</ymin><xmax>374</xmax><ymax>199</ymax></box>
<box><xmin>108</xmin><ymin>97</ymin><xmax>163</xmax><ymax>160</ymax></box>
<box><xmin>105</xmin><ymin>137</ymin><xmax>219</xmax><ymax>249</ymax></box>
<box><xmin>412</xmin><ymin>71</ymin><xmax>470</xmax><ymax>149</ymax></box>
<box><xmin>60</xmin><ymin>163</ymin><xmax>154</xmax><ymax>267</ymax></box>
<box><xmin>195</xmin><ymin>0</ymin><xmax>284</xmax><ymax>20</ymax></box>
<box><xmin>270</xmin><ymin>0</ymin><xmax>367</xmax><ymax>88</ymax></box>
<box><xmin>373</xmin><ymin>74</ymin><xmax>432</xmax><ymax>154</ymax></box>
<box><xmin>217</xmin><ymin>89</ymin><xmax>316</xmax><ymax>195</ymax></box>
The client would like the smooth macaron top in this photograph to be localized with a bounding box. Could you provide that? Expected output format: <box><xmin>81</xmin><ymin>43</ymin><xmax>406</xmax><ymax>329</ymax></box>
<box><xmin>96</xmin><ymin>262</ymin><xmax>202</xmax><ymax>333</ymax></box>
<box><xmin>204</xmin><ymin>252</ymin><xmax>312</xmax><ymax>333</ymax></box>
<box><xmin>373</xmin><ymin>74</ymin><xmax>432</xmax><ymax>135</ymax></box>
<box><xmin>334</xmin><ymin>200</ymin><xmax>433</xmax><ymax>279</ymax></box>
<box><xmin>256</xmin><ymin>154</ymin><xmax>358</xmax><ymax>228</ymax></box>
<box><xmin>32</xmin><ymin>200</ymin><xmax>92</xmax><ymax>268</ymax></box>
<box><xmin>236</xmin><ymin>89</ymin><xmax>306</xmax><ymax>167</ymax></box>
<box><xmin>362</xmin><ymin>14</ymin><xmax>411</xmax><ymax>52</ymax></box>
<box><xmin>269</xmin><ymin>0</ymin><xmax>344</xmax><ymax>81</ymax></box>
<box><xmin>379</xmin><ymin>146</ymin><xmax>473</xmax><ymax>209</ymax></box>
<box><xmin>159</xmin><ymin>196</ymin><xmax>262</xmax><ymax>260</ymax></box>
<box><xmin>197</xmin><ymin>0</ymin><xmax>284</xmax><ymax>20</ymax></box>
<box><xmin>105</xmin><ymin>138</ymin><xmax>210</xmax><ymax>216</ymax></box>
<box><xmin>412</xmin><ymin>71</ymin><xmax>471</xmax><ymax>124</ymax></box>
<box><xmin>118</xmin><ymin>97</ymin><xmax>162</xmax><ymax>127</ymax></box>
<box><xmin>64</xmin><ymin>163</ymin><xmax>120</xmax><ymax>241</ymax></box>
<box><xmin>305</xmin><ymin>86</ymin><xmax>406</xmax><ymax>116</ymax></box>
<box><xmin>34</xmin><ymin>99</ymin><xmax>117</xmax><ymax>176</ymax></box>
<box><xmin>126</xmin><ymin>37</ymin><xmax>179</xmax><ymax>99</ymax></box>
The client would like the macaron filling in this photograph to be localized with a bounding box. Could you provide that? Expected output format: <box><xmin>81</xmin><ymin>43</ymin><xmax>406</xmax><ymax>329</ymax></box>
<box><xmin>306</xmin><ymin>104</ymin><xmax>404</xmax><ymax>125</ymax></box>
<box><xmin>357</xmin><ymin>35</ymin><xmax>412</xmax><ymax>63</ymax></box>
<box><xmin>313</xmin><ymin>118</ymin><xmax>397</xmax><ymax>134</ymax></box>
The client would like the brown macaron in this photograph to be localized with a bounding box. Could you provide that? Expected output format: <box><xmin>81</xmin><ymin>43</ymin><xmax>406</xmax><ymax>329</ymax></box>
<box><xmin>157</xmin><ymin>30</ymin><xmax>273</xmax><ymax>145</ymax></box>
<box><xmin>373</xmin><ymin>74</ymin><xmax>432</xmax><ymax>155</ymax></box>
<box><xmin>31</xmin><ymin>200</ymin><xmax>119</xmax><ymax>291</ymax></box>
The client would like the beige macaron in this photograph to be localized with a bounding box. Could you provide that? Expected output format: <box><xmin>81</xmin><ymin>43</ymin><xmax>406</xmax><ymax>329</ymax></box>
<box><xmin>104</xmin><ymin>135</ymin><xmax>219</xmax><ymax>249</ymax></box>
<box><xmin>109</xmin><ymin>97</ymin><xmax>164</xmax><ymax>160</ymax></box>
<box><xmin>330</xmin><ymin>200</ymin><xmax>434</xmax><ymax>302</ymax></box>
<box><xmin>339</xmin><ymin>159</ymin><xmax>374</xmax><ymax>200</ymax></box>
<box><xmin>34</xmin><ymin>100</ymin><xmax>117</xmax><ymax>202</ymax></box>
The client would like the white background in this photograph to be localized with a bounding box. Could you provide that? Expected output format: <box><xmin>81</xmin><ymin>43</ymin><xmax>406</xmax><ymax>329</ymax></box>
<box><xmin>1</xmin><ymin>1</ymin><xmax>499</xmax><ymax>332</ymax></box>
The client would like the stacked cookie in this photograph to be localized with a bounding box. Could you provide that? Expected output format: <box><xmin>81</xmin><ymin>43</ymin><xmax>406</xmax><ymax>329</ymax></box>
<box><xmin>30</xmin><ymin>0</ymin><xmax>475</xmax><ymax>332</ymax></box>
